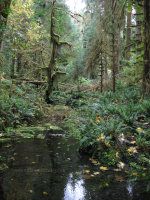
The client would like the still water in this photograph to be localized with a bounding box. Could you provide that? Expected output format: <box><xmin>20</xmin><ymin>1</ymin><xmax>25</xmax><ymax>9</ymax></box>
<box><xmin>0</xmin><ymin>136</ymin><xmax>150</xmax><ymax>200</ymax></box>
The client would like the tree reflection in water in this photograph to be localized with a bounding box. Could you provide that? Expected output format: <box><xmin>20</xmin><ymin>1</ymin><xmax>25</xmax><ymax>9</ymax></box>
<box><xmin>64</xmin><ymin>173</ymin><xmax>86</xmax><ymax>200</ymax></box>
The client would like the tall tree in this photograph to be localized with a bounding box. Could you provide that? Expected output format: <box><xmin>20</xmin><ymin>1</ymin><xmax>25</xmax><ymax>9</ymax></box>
<box><xmin>142</xmin><ymin>0</ymin><xmax>150</xmax><ymax>94</ymax></box>
<box><xmin>111</xmin><ymin>0</ymin><xmax>116</xmax><ymax>92</ymax></box>
<box><xmin>125</xmin><ymin>0</ymin><xmax>132</xmax><ymax>60</ymax></box>
<box><xmin>45</xmin><ymin>0</ymin><xmax>71</xmax><ymax>103</ymax></box>
<box><xmin>0</xmin><ymin>0</ymin><xmax>12</xmax><ymax>50</ymax></box>
<box><xmin>45</xmin><ymin>0</ymin><xmax>57</xmax><ymax>103</ymax></box>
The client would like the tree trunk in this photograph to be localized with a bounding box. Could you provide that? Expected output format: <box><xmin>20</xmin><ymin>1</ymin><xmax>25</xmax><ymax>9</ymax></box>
<box><xmin>136</xmin><ymin>14</ymin><xmax>142</xmax><ymax>58</ymax></box>
<box><xmin>17</xmin><ymin>53</ymin><xmax>22</xmax><ymax>73</ymax></box>
<box><xmin>142</xmin><ymin>0</ymin><xmax>150</xmax><ymax>94</ymax></box>
<box><xmin>126</xmin><ymin>0</ymin><xmax>132</xmax><ymax>60</ymax></box>
<box><xmin>135</xmin><ymin>11</ymin><xmax>142</xmax><ymax>77</ymax></box>
<box><xmin>104</xmin><ymin>56</ymin><xmax>108</xmax><ymax>81</ymax></box>
<box><xmin>112</xmin><ymin>32</ymin><xmax>116</xmax><ymax>92</ymax></box>
<box><xmin>45</xmin><ymin>43</ymin><xmax>57</xmax><ymax>103</ymax></box>
<box><xmin>100</xmin><ymin>54</ymin><xmax>103</xmax><ymax>93</ymax></box>
<box><xmin>45</xmin><ymin>0</ymin><xmax>57</xmax><ymax>103</ymax></box>
<box><xmin>88</xmin><ymin>70</ymin><xmax>91</xmax><ymax>79</ymax></box>
<box><xmin>0</xmin><ymin>0</ymin><xmax>12</xmax><ymax>50</ymax></box>
<box><xmin>112</xmin><ymin>0</ymin><xmax>116</xmax><ymax>93</ymax></box>
<box><xmin>0</xmin><ymin>17</ymin><xmax>6</xmax><ymax>51</ymax></box>
<box><xmin>116</xmin><ymin>31</ymin><xmax>121</xmax><ymax>74</ymax></box>
<box><xmin>11</xmin><ymin>55</ymin><xmax>15</xmax><ymax>78</ymax></box>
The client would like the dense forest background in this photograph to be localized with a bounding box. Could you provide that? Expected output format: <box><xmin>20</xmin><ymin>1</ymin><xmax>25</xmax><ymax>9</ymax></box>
<box><xmin>0</xmin><ymin>0</ymin><xmax>150</xmax><ymax>172</ymax></box>
<box><xmin>0</xmin><ymin>0</ymin><xmax>150</xmax><ymax>94</ymax></box>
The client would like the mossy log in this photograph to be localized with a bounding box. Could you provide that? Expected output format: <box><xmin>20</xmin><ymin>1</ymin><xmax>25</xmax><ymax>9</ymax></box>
<box><xmin>0</xmin><ymin>138</ymin><xmax>11</xmax><ymax>143</ymax></box>
<box><xmin>13</xmin><ymin>79</ymin><xmax>47</xmax><ymax>86</ymax></box>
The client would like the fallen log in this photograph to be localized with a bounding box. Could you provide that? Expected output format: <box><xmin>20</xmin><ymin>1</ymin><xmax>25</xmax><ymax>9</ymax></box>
<box><xmin>13</xmin><ymin>79</ymin><xmax>47</xmax><ymax>86</ymax></box>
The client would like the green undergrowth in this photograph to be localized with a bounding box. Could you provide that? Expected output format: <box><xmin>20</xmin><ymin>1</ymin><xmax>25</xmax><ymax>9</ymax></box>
<box><xmin>0</xmin><ymin>79</ymin><xmax>43</xmax><ymax>135</ymax></box>
<box><xmin>65</xmin><ymin>86</ymin><xmax>150</xmax><ymax>173</ymax></box>
<box><xmin>1</xmin><ymin>79</ymin><xmax>150</xmax><ymax>175</ymax></box>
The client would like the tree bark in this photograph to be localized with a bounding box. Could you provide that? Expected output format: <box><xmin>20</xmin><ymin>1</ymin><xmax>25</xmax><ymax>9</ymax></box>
<box><xmin>135</xmin><ymin>14</ymin><xmax>142</xmax><ymax>56</ymax></box>
<box><xmin>11</xmin><ymin>55</ymin><xmax>15</xmax><ymax>78</ymax></box>
<box><xmin>17</xmin><ymin>53</ymin><xmax>22</xmax><ymax>73</ymax></box>
<box><xmin>104</xmin><ymin>56</ymin><xmax>108</xmax><ymax>81</ymax></box>
<box><xmin>142</xmin><ymin>0</ymin><xmax>150</xmax><ymax>94</ymax></box>
<box><xmin>112</xmin><ymin>0</ymin><xmax>116</xmax><ymax>93</ymax></box>
<box><xmin>100</xmin><ymin>53</ymin><xmax>103</xmax><ymax>93</ymax></box>
<box><xmin>0</xmin><ymin>0</ymin><xmax>12</xmax><ymax>51</ymax></box>
<box><xmin>45</xmin><ymin>0</ymin><xmax>57</xmax><ymax>103</ymax></box>
<box><xmin>116</xmin><ymin>31</ymin><xmax>121</xmax><ymax>74</ymax></box>
<box><xmin>126</xmin><ymin>0</ymin><xmax>132</xmax><ymax>60</ymax></box>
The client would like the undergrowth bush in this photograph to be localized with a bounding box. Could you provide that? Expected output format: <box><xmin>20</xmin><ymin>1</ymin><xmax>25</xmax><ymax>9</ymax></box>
<box><xmin>66</xmin><ymin>86</ymin><xmax>150</xmax><ymax>169</ymax></box>
<box><xmin>0</xmin><ymin>80</ymin><xmax>43</xmax><ymax>132</ymax></box>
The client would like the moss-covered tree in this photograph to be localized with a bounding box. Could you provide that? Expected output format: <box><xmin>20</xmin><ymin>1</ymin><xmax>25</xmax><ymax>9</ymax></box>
<box><xmin>0</xmin><ymin>0</ymin><xmax>12</xmax><ymax>50</ymax></box>
<box><xmin>45</xmin><ymin>0</ymin><xmax>71</xmax><ymax>103</ymax></box>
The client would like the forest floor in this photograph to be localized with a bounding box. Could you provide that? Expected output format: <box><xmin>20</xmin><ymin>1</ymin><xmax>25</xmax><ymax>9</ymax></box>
<box><xmin>0</xmin><ymin>79</ymin><xmax>150</xmax><ymax>175</ymax></box>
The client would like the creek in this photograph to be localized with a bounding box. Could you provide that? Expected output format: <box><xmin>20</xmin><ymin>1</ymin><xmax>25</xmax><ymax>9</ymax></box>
<box><xmin>0</xmin><ymin>135</ymin><xmax>150</xmax><ymax>200</ymax></box>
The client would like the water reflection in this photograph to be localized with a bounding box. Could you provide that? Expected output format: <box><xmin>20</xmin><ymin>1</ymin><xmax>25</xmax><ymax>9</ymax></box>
<box><xmin>64</xmin><ymin>173</ymin><xmax>86</xmax><ymax>200</ymax></box>
<box><xmin>0</xmin><ymin>138</ymin><xmax>150</xmax><ymax>200</ymax></box>
<box><xmin>126</xmin><ymin>181</ymin><xmax>135</xmax><ymax>200</ymax></box>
